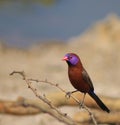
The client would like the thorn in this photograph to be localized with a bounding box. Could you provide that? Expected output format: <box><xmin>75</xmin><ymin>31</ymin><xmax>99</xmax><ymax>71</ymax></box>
<box><xmin>64</xmin><ymin>113</ymin><xmax>67</xmax><ymax>116</ymax></box>
<box><xmin>43</xmin><ymin>94</ymin><xmax>46</xmax><ymax>97</ymax></box>
<box><xmin>34</xmin><ymin>88</ymin><xmax>37</xmax><ymax>91</ymax></box>
<box><xmin>56</xmin><ymin>84</ymin><xmax>59</xmax><ymax>86</ymax></box>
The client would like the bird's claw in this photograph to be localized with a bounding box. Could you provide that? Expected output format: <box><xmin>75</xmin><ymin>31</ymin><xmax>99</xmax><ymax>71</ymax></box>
<box><xmin>79</xmin><ymin>101</ymin><xmax>84</xmax><ymax>109</ymax></box>
<box><xmin>65</xmin><ymin>92</ymin><xmax>72</xmax><ymax>99</ymax></box>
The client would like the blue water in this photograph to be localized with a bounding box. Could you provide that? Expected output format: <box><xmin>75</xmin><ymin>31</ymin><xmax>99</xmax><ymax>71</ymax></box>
<box><xmin>0</xmin><ymin>0</ymin><xmax>120</xmax><ymax>47</ymax></box>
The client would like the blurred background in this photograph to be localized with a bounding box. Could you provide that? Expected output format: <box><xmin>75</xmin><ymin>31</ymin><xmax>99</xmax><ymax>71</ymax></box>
<box><xmin>0</xmin><ymin>0</ymin><xmax>120</xmax><ymax>125</ymax></box>
<box><xmin>0</xmin><ymin>0</ymin><xmax>120</xmax><ymax>47</ymax></box>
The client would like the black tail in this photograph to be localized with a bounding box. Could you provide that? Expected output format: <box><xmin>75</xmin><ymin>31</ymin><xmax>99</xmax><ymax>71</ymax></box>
<box><xmin>88</xmin><ymin>91</ymin><xmax>110</xmax><ymax>113</ymax></box>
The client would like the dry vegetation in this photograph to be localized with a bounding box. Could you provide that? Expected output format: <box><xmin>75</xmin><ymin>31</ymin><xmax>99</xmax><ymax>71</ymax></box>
<box><xmin>0</xmin><ymin>14</ymin><xmax>120</xmax><ymax>125</ymax></box>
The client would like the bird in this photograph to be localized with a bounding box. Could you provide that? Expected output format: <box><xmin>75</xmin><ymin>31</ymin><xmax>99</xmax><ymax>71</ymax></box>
<box><xmin>62</xmin><ymin>53</ymin><xmax>110</xmax><ymax>113</ymax></box>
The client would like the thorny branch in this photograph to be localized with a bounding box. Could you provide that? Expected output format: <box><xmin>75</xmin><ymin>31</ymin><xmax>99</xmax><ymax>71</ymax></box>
<box><xmin>10</xmin><ymin>71</ymin><xmax>97</xmax><ymax>125</ymax></box>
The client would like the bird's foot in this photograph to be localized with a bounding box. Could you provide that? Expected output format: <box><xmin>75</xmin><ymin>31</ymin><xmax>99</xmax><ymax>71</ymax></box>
<box><xmin>65</xmin><ymin>92</ymin><xmax>72</xmax><ymax>99</ymax></box>
<box><xmin>79</xmin><ymin>101</ymin><xmax>84</xmax><ymax>109</ymax></box>
<box><xmin>65</xmin><ymin>90</ymin><xmax>78</xmax><ymax>99</ymax></box>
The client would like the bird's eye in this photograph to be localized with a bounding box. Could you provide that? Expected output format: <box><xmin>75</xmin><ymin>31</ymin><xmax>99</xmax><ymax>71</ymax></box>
<box><xmin>69</xmin><ymin>56</ymin><xmax>72</xmax><ymax>59</ymax></box>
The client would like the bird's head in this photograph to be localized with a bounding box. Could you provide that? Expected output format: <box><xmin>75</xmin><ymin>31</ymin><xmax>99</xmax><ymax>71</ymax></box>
<box><xmin>62</xmin><ymin>53</ymin><xmax>80</xmax><ymax>66</ymax></box>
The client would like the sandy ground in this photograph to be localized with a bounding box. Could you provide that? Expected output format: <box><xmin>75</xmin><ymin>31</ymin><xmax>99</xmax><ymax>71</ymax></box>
<box><xmin>0</xmin><ymin>15</ymin><xmax>120</xmax><ymax>125</ymax></box>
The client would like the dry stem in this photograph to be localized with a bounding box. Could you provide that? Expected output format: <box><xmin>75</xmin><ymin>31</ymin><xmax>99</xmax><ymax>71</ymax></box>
<box><xmin>10</xmin><ymin>70</ymin><xmax>97</xmax><ymax>125</ymax></box>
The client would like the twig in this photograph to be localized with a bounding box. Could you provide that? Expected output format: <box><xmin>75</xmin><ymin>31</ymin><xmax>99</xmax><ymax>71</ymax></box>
<box><xmin>10</xmin><ymin>70</ymin><xmax>97</xmax><ymax>125</ymax></box>
<box><xmin>10</xmin><ymin>71</ymin><xmax>78</xmax><ymax>125</ymax></box>
<box><xmin>29</xmin><ymin>78</ymin><xmax>97</xmax><ymax>125</ymax></box>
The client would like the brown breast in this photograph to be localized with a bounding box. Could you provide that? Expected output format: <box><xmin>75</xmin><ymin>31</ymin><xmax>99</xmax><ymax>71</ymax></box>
<box><xmin>68</xmin><ymin>66</ymin><xmax>90</xmax><ymax>93</ymax></box>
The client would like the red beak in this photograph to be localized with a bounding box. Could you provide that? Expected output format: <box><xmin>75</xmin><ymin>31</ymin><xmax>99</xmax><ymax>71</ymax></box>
<box><xmin>62</xmin><ymin>56</ymin><xmax>68</xmax><ymax>61</ymax></box>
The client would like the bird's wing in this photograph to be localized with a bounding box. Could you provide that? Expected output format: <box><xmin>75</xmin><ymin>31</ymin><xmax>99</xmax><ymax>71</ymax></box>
<box><xmin>82</xmin><ymin>69</ymin><xmax>94</xmax><ymax>91</ymax></box>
